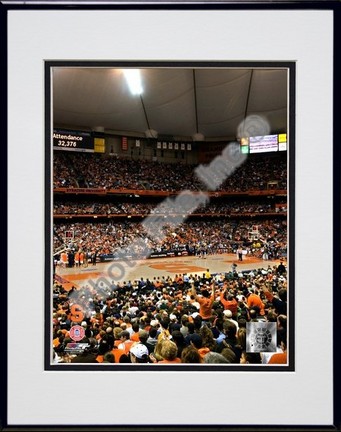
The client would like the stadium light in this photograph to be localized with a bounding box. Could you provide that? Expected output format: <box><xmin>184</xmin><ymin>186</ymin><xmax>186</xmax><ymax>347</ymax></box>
<box><xmin>123</xmin><ymin>69</ymin><xmax>143</xmax><ymax>95</ymax></box>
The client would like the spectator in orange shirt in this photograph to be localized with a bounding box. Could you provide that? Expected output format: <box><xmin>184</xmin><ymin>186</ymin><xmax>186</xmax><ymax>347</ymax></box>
<box><xmin>191</xmin><ymin>281</ymin><xmax>216</xmax><ymax>321</ymax></box>
<box><xmin>110</xmin><ymin>347</ymin><xmax>126</xmax><ymax>363</ymax></box>
<box><xmin>268</xmin><ymin>337</ymin><xmax>287</xmax><ymax>364</ymax></box>
<box><xmin>96</xmin><ymin>340</ymin><xmax>112</xmax><ymax>363</ymax></box>
<box><xmin>117</xmin><ymin>330</ymin><xmax>134</xmax><ymax>354</ymax></box>
<box><xmin>220</xmin><ymin>288</ymin><xmax>238</xmax><ymax>318</ymax></box>
<box><xmin>246</xmin><ymin>289</ymin><xmax>265</xmax><ymax>316</ymax></box>
<box><xmin>130</xmin><ymin>322</ymin><xmax>141</xmax><ymax>342</ymax></box>
<box><xmin>157</xmin><ymin>340</ymin><xmax>181</xmax><ymax>364</ymax></box>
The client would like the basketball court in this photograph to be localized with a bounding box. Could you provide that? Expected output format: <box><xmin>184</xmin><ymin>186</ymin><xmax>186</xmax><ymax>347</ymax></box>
<box><xmin>55</xmin><ymin>253</ymin><xmax>282</xmax><ymax>291</ymax></box>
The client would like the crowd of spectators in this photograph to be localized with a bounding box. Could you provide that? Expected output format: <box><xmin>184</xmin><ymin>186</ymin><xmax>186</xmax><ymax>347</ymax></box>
<box><xmin>53</xmin><ymin>153</ymin><xmax>287</xmax><ymax>192</ymax></box>
<box><xmin>52</xmin><ymin>263</ymin><xmax>288</xmax><ymax>365</ymax></box>
<box><xmin>53</xmin><ymin>199</ymin><xmax>287</xmax><ymax>216</ymax></box>
<box><xmin>53</xmin><ymin>219</ymin><xmax>287</xmax><ymax>260</ymax></box>
<box><xmin>53</xmin><ymin>153</ymin><xmax>79</xmax><ymax>188</ymax></box>
<box><xmin>52</xmin><ymin>151</ymin><xmax>289</xmax><ymax>366</ymax></box>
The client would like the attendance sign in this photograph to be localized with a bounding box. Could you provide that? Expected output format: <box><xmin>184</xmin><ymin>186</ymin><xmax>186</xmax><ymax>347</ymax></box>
<box><xmin>53</xmin><ymin>129</ymin><xmax>94</xmax><ymax>152</ymax></box>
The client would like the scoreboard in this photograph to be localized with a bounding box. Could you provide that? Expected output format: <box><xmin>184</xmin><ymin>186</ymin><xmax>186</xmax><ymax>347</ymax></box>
<box><xmin>240</xmin><ymin>133</ymin><xmax>287</xmax><ymax>154</ymax></box>
<box><xmin>53</xmin><ymin>129</ymin><xmax>94</xmax><ymax>152</ymax></box>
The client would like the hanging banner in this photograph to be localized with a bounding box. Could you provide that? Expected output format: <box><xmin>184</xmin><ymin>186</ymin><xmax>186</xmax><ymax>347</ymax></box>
<box><xmin>121</xmin><ymin>136</ymin><xmax>128</xmax><ymax>151</ymax></box>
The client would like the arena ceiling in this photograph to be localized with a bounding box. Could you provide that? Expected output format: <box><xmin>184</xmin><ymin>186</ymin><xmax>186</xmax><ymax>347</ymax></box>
<box><xmin>52</xmin><ymin>66</ymin><xmax>288</xmax><ymax>141</ymax></box>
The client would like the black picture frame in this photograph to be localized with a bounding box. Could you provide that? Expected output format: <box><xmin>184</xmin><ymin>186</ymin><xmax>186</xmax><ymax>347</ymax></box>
<box><xmin>45</xmin><ymin>59</ymin><xmax>295</xmax><ymax>373</ymax></box>
<box><xmin>2</xmin><ymin>1</ymin><xmax>340</xmax><ymax>431</ymax></box>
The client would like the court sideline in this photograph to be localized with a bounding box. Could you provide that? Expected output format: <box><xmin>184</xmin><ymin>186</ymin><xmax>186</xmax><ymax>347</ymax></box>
<box><xmin>54</xmin><ymin>253</ymin><xmax>283</xmax><ymax>291</ymax></box>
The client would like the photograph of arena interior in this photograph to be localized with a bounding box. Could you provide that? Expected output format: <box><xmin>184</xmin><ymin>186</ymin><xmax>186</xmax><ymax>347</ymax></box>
<box><xmin>51</xmin><ymin>66</ymin><xmax>289</xmax><ymax>366</ymax></box>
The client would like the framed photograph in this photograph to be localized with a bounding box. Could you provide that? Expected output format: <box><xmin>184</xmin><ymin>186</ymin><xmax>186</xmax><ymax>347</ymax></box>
<box><xmin>47</xmin><ymin>60</ymin><xmax>294</xmax><ymax>373</ymax></box>
<box><xmin>3</xmin><ymin>1</ymin><xmax>340</xmax><ymax>430</ymax></box>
